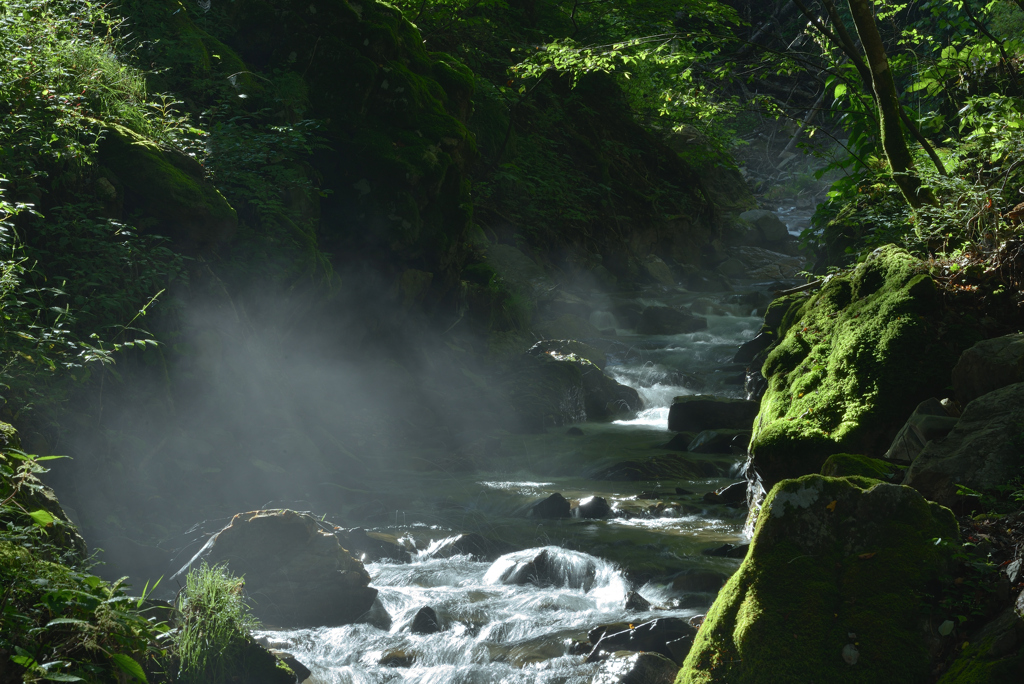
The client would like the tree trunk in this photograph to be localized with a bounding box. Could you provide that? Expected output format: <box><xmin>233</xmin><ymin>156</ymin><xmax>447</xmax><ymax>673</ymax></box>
<box><xmin>846</xmin><ymin>0</ymin><xmax>935</xmax><ymax>207</ymax></box>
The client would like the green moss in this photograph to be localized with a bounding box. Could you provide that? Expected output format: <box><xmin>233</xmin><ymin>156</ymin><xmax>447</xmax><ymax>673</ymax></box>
<box><xmin>99</xmin><ymin>124</ymin><xmax>237</xmax><ymax>247</ymax></box>
<box><xmin>678</xmin><ymin>475</ymin><xmax>959</xmax><ymax>684</ymax></box>
<box><xmin>749</xmin><ymin>246</ymin><xmax>958</xmax><ymax>489</ymax></box>
<box><xmin>821</xmin><ymin>453</ymin><xmax>905</xmax><ymax>482</ymax></box>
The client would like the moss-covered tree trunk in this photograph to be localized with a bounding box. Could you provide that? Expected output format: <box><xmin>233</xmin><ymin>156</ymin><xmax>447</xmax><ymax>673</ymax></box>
<box><xmin>846</xmin><ymin>0</ymin><xmax>936</xmax><ymax>208</ymax></box>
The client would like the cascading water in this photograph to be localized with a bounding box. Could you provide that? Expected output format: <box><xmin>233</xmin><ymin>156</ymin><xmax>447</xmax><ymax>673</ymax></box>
<box><xmin>260</xmin><ymin>279</ymin><xmax>789</xmax><ymax>683</ymax></box>
<box><xmin>259</xmin><ymin>548</ymin><xmax>691</xmax><ymax>684</ymax></box>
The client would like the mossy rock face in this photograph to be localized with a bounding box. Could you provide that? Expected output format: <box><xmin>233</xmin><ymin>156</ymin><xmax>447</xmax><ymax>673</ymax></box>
<box><xmin>677</xmin><ymin>475</ymin><xmax>959</xmax><ymax>684</ymax></box>
<box><xmin>821</xmin><ymin>453</ymin><xmax>905</xmax><ymax>483</ymax></box>
<box><xmin>937</xmin><ymin>608</ymin><xmax>1024</xmax><ymax>683</ymax></box>
<box><xmin>748</xmin><ymin>246</ymin><xmax>958</xmax><ymax>493</ymax></box>
<box><xmin>219</xmin><ymin>0</ymin><xmax>476</xmax><ymax>276</ymax></box>
<box><xmin>98</xmin><ymin>125</ymin><xmax>237</xmax><ymax>250</ymax></box>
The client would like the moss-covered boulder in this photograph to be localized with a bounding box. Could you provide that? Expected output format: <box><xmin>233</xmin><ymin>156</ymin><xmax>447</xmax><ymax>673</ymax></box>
<box><xmin>98</xmin><ymin>125</ymin><xmax>237</xmax><ymax>250</ymax></box>
<box><xmin>677</xmin><ymin>475</ymin><xmax>959</xmax><ymax>684</ymax></box>
<box><xmin>747</xmin><ymin>246</ymin><xmax>958</xmax><ymax>496</ymax></box>
<box><xmin>937</xmin><ymin>608</ymin><xmax>1024</xmax><ymax>683</ymax></box>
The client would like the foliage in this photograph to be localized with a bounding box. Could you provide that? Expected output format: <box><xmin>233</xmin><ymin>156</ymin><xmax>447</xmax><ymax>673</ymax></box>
<box><xmin>174</xmin><ymin>562</ymin><xmax>260</xmax><ymax>684</ymax></box>
<box><xmin>1</xmin><ymin>448</ymin><xmax>170</xmax><ymax>682</ymax></box>
<box><xmin>0</xmin><ymin>0</ymin><xmax>191</xmax><ymax>417</ymax></box>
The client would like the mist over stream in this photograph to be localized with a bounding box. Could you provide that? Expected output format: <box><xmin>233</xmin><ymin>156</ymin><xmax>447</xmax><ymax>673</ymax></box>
<box><xmin>45</xmin><ymin>207</ymin><xmax>812</xmax><ymax>682</ymax></box>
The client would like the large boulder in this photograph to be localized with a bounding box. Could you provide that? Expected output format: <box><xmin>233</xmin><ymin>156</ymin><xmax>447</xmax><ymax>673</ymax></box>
<box><xmin>677</xmin><ymin>475</ymin><xmax>959</xmax><ymax>684</ymax></box>
<box><xmin>505</xmin><ymin>342</ymin><xmax>641</xmax><ymax>430</ymax></box>
<box><xmin>668</xmin><ymin>396</ymin><xmax>759</xmax><ymax>433</ymax></box>
<box><xmin>733</xmin><ymin>246</ymin><xmax>805</xmax><ymax>280</ymax></box>
<box><xmin>951</xmin><ymin>333</ymin><xmax>1024</xmax><ymax>405</ymax></box>
<box><xmin>595</xmin><ymin>652</ymin><xmax>679</xmax><ymax>684</ymax></box>
<box><xmin>902</xmin><ymin>382</ymin><xmax>1024</xmax><ymax>507</ymax></box>
<box><xmin>746</xmin><ymin>246</ymin><xmax>961</xmax><ymax>499</ymax></box>
<box><xmin>738</xmin><ymin>209</ymin><xmax>789</xmax><ymax>243</ymax></box>
<box><xmin>181</xmin><ymin>509</ymin><xmax>377</xmax><ymax>627</ymax></box>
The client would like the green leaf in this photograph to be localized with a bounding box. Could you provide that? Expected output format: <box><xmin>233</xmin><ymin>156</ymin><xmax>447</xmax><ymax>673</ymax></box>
<box><xmin>27</xmin><ymin>509</ymin><xmax>57</xmax><ymax>527</ymax></box>
<box><xmin>833</xmin><ymin>83</ymin><xmax>847</xmax><ymax>98</ymax></box>
<box><xmin>110</xmin><ymin>654</ymin><xmax>147</xmax><ymax>683</ymax></box>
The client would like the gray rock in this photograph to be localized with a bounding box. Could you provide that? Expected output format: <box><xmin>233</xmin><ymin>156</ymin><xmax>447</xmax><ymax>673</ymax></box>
<box><xmin>357</xmin><ymin>596</ymin><xmax>393</xmax><ymax>631</ymax></box>
<box><xmin>687</xmin><ymin>429</ymin><xmax>750</xmax><ymax>454</ymax></box>
<box><xmin>903</xmin><ymin>382</ymin><xmax>1024</xmax><ymax>506</ymax></box>
<box><xmin>625</xmin><ymin>591</ymin><xmax>651</xmax><ymax>611</ymax></box>
<box><xmin>884</xmin><ymin>398</ymin><xmax>960</xmax><ymax>462</ymax></box>
<box><xmin>952</xmin><ymin>332</ymin><xmax>1024</xmax><ymax>405</ymax></box>
<box><xmin>668</xmin><ymin>395</ymin><xmax>759</xmax><ymax>432</ymax></box>
<box><xmin>176</xmin><ymin>510</ymin><xmax>377</xmax><ymax>628</ymax></box>
<box><xmin>735</xmin><ymin>246</ymin><xmax>805</xmax><ymax>279</ymax></box>
<box><xmin>739</xmin><ymin>210</ymin><xmax>789</xmax><ymax>242</ymax></box>
<box><xmin>588</xmin><ymin>618</ymin><xmax>697</xmax><ymax>665</ymax></box>
<box><xmin>636</xmin><ymin>306</ymin><xmax>708</xmax><ymax>335</ymax></box>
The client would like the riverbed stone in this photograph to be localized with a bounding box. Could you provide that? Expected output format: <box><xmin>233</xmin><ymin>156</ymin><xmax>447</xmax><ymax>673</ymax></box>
<box><xmin>687</xmin><ymin>429</ymin><xmax>749</xmax><ymax>454</ymax></box>
<box><xmin>491</xmin><ymin>548</ymin><xmax>597</xmax><ymax>590</ymax></box>
<box><xmin>735</xmin><ymin>246</ymin><xmax>805</xmax><ymax>280</ymax></box>
<box><xmin>746</xmin><ymin>246</ymin><xmax>962</xmax><ymax>501</ymax></box>
<box><xmin>636</xmin><ymin>306</ymin><xmax>708</xmax><ymax>335</ymax></box>
<box><xmin>676</xmin><ymin>475</ymin><xmax>959</xmax><ymax>684</ymax></box>
<box><xmin>902</xmin><ymin>382</ymin><xmax>1024</xmax><ymax>507</ymax></box>
<box><xmin>668</xmin><ymin>396</ymin><xmax>759</xmax><ymax>433</ymax></box>
<box><xmin>185</xmin><ymin>509</ymin><xmax>377</xmax><ymax>627</ymax></box>
<box><xmin>952</xmin><ymin>332</ymin><xmax>1024</xmax><ymax>405</ymax></box>
<box><xmin>588</xmin><ymin>618</ymin><xmax>697</xmax><ymax>665</ymax></box>
<box><xmin>643</xmin><ymin>255</ymin><xmax>677</xmax><ymax>286</ymax></box>
<box><xmin>426</xmin><ymin>532</ymin><xmax>515</xmax><ymax>560</ymax></box>
<box><xmin>411</xmin><ymin>606</ymin><xmax>441</xmax><ymax>634</ymax></box>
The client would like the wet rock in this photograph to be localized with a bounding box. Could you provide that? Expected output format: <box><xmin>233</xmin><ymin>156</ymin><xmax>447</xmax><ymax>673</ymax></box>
<box><xmin>490</xmin><ymin>548</ymin><xmax>597</xmax><ymax>590</ymax></box>
<box><xmin>576</xmin><ymin>495</ymin><xmax>613</xmax><ymax>519</ymax></box>
<box><xmin>685</xmin><ymin>271</ymin><xmax>733</xmax><ymax>292</ymax></box>
<box><xmin>592</xmin><ymin>652</ymin><xmax>678</xmax><ymax>684</ymax></box>
<box><xmin>636</xmin><ymin>306</ymin><xmax>708</xmax><ymax>335</ymax></box>
<box><xmin>528</xmin><ymin>493</ymin><xmax>571</xmax><ymax>519</ymax></box>
<box><xmin>357</xmin><ymin>595</ymin><xmax>392</xmax><ymax>631</ymax></box>
<box><xmin>335</xmin><ymin>527</ymin><xmax>412</xmax><ymax>563</ymax></box>
<box><xmin>903</xmin><ymin>382</ymin><xmax>1024</xmax><ymax>507</ymax></box>
<box><xmin>1007</xmin><ymin>559</ymin><xmax>1023</xmax><ymax>585</ymax></box>
<box><xmin>410</xmin><ymin>606</ymin><xmax>441</xmax><ymax>634</ymax></box>
<box><xmin>732</xmin><ymin>331</ymin><xmax>775</xmax><ymax>364</ymax></box>
<box><xmin>716</xmin><ymin>257</ymin><xmax>747</xmax><ymax>279</ymax></box>
<box><xmin>952</xmin><ymin>332</ymin><xmax>1024</xmax><ymax>405</ymax></box>
<box><xmin>677</xmin><ymin>475</ymin><xmax>959</xmax><ymax>684</ymax></box>
<box><xmin>687</xmin><ymin>429</ymin><xmax>750</xmax><ymax>454</ymax></box>
<box><xmin>883</xmin><ymin>398</ymin><xmax>960</xmax><ymax>462</ymax></box>
<box><xmin>588</xmin><ymin>617</ymin><xmax>698</xmax><ymax>665</ymax></box>
<box><xmin>427</xmin><ymin>532</ymin><xmax>515</xmax><ymax>561</ymax></box>
<box><xmin>625</xmin><ymin>591</ymin><xmax>651</xmax><ymax>611</ymax></box>
<box><xmin>178</xmin><ymin>509</ymin><xmax>377</xmax><ymax>627</ymax></box>
<box><xmin>702</xmin><ymin>481</ymin><xmax>747</xmax><ymax>505</ymax></box>
<box><xmin>668</xmin><ymin>396</ymin><xmax>759</xmax><ymax>433</ymax></box>
<box><xmin>739</xmin><ymin>209</ymin><xmax>789</xmax><ymax>242</ymax></box>
<box><xmin>567</xmin><ymin>426</ymin><xmax>585</xmax><ymax>436</ymax></box>
<box><xmin>701</xmin><ymin>543</ymin><xmax>749</xmax><ymax>558</ymax></box>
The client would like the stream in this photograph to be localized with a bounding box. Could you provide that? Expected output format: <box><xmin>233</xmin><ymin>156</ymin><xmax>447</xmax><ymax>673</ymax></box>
<box><xmin>256</xmin><ymin>239</ymin><xmax>809</xmax><ymax>683</ymax></box>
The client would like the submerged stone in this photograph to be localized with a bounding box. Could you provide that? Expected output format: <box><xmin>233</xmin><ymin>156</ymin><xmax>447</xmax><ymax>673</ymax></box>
<box><xmin>676</xmin><ymin>475</ymin><xmax>958</xmax><ymax>684</ymax></box>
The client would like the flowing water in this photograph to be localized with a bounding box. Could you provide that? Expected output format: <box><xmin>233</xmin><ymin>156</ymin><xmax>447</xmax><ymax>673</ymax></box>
<box><xmin>259</xmin><ymin>277</ymin><xmax>797</xmax><ymax>683</ymax></box>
